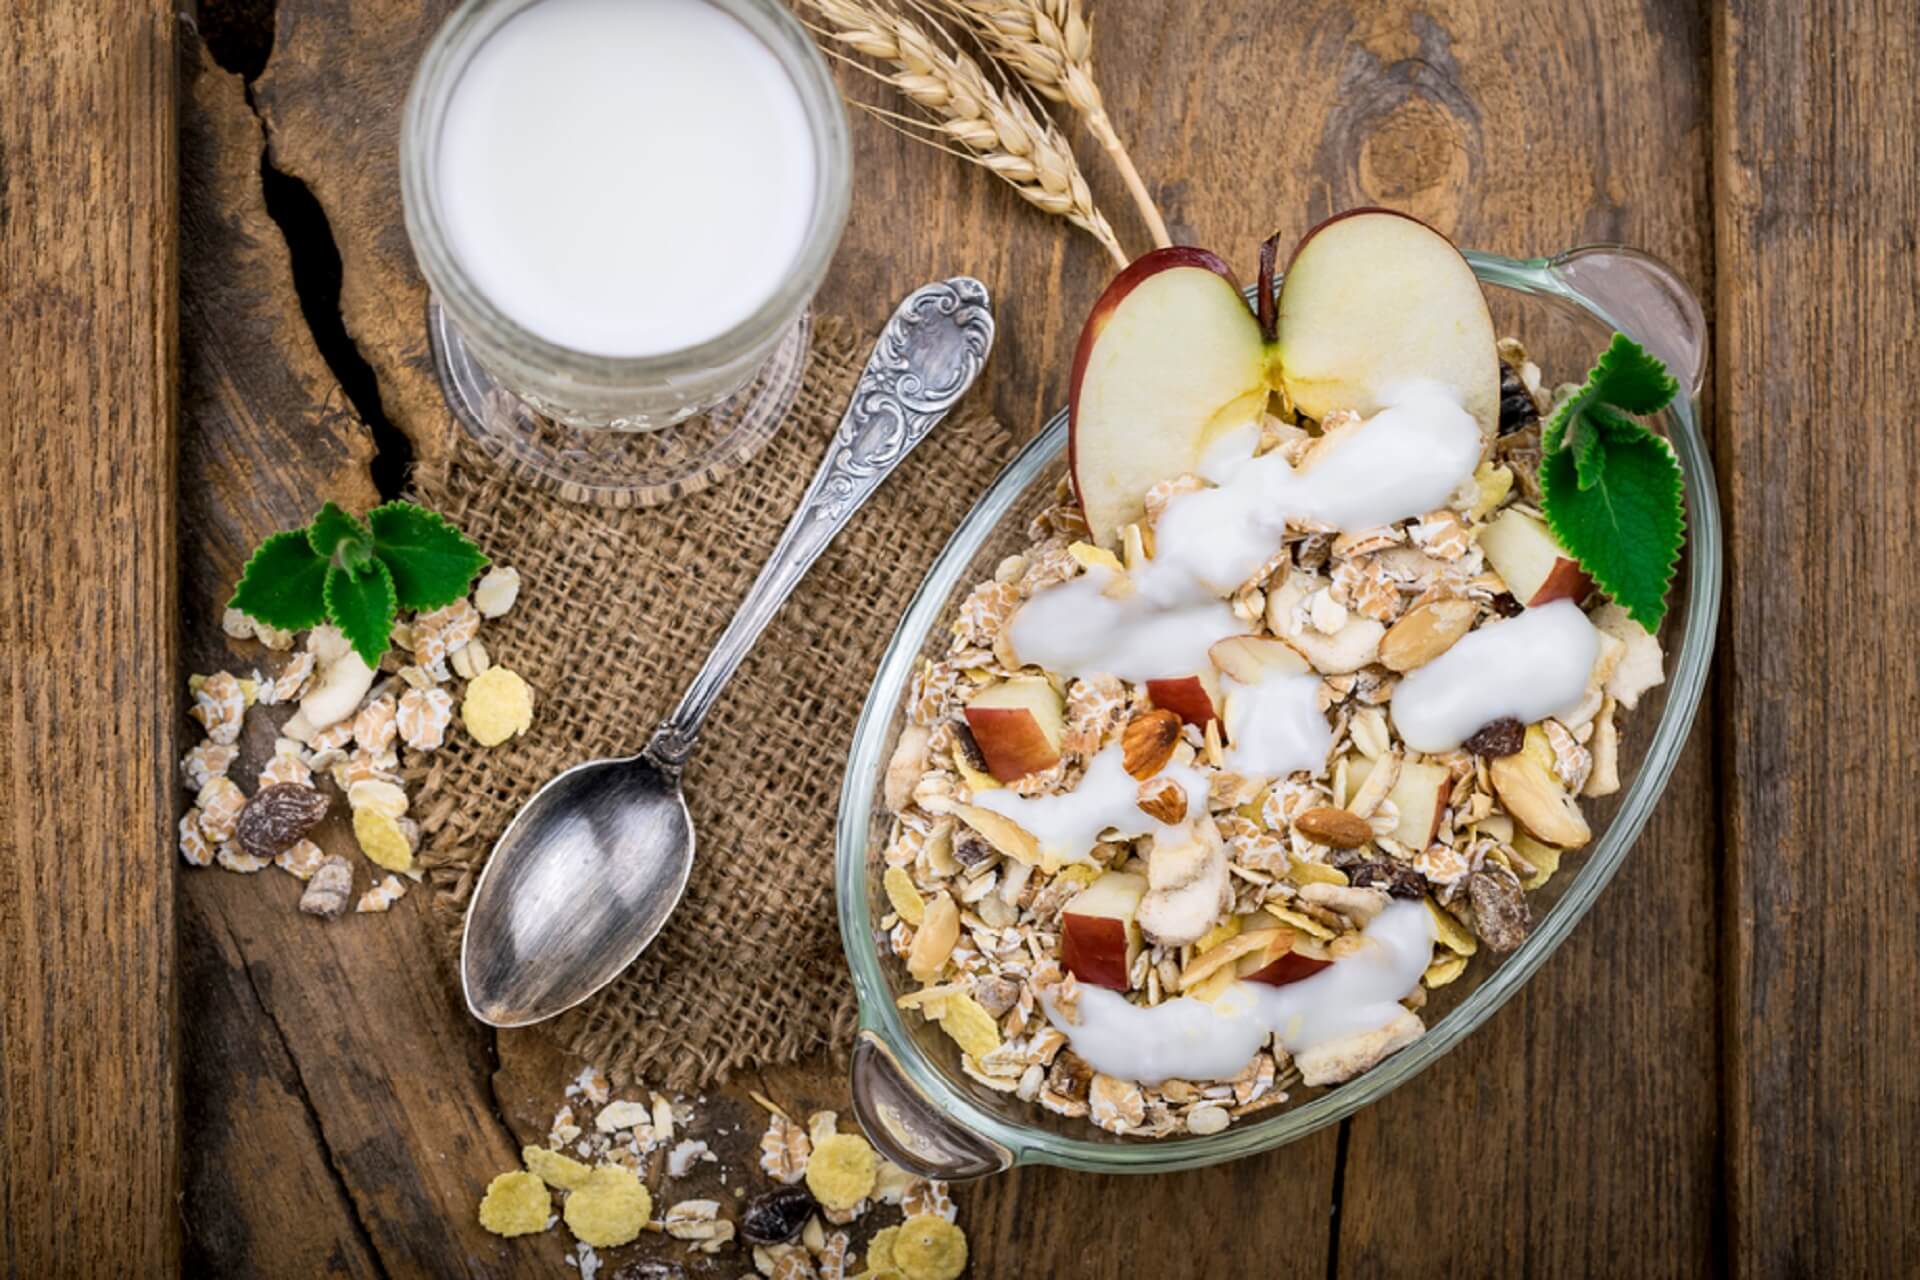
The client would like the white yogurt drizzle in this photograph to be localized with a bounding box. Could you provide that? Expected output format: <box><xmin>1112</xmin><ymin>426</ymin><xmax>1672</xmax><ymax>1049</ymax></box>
<box><xmin>1389</xmin><ymin>600</ymin><xmax>1600</xmax><ymax>752</ymax></box>
<box><xmin>1044</xmin><ymin>899</ymin><xmax>1436</xmax><ymax>1084</ymax></box>
<box><xmin>1010</xmin><ymin>380</ymin><xmax>1483</xmax><ymax>683</ymax></box>
<box><xmin>1220</xmin><ymin>672</ymin><xmax>1333</xmax><ymax>779</ymax></box>
<box><xmin>971</xmin><ymin>743</ymin><xmax>1209</xmax><ymax>865</ymax></box>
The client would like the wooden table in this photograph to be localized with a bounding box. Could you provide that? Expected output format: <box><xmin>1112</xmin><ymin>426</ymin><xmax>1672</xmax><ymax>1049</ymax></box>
<box><xmin>5</xmin><ymin>0</ymin><xmax>1916</xmax><ymax>1273</ymax></box>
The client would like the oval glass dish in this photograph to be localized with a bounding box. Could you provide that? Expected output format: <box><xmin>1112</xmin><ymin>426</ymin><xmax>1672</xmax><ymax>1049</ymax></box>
<box><xmin>835</xmin><ymin>245</ymin><xmax>1719</xmax><ymax>1178</ymax></box>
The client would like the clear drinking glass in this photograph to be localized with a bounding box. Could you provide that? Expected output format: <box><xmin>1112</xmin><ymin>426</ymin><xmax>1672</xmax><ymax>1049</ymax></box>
<box><xmin>835</xmin><ymin>245</ymin><xmax>1719</xmax><ymax>1179</ymax></box>
<box><xmin>400</xmin><ymin>0</ymin><xmax>851</xmax><ymax>504</ymax></box>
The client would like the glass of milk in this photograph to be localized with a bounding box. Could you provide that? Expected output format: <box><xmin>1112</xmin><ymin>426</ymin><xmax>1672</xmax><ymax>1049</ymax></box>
<box><xmin>401</xmin><ymin>0</ymin><xmax>850</xmax><ymax>493</ymax></box>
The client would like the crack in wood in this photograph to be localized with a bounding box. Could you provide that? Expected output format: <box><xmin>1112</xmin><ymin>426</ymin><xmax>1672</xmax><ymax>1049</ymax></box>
<box><xmin>219</xmin><ymin>912</ymin><xmax>396</xmax><ymax>1280</ymax></box>
<box><xmin>1326</xmin><ymin>1117</ymin><xmax>1351</xmax><ymax>1280</ymax></box>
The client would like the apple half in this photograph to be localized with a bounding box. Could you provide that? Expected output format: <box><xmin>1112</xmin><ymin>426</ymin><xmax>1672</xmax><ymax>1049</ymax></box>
<box><xmin>1060</xmin><ymin>870</ymin><xmax>1148</xmax><ymax>990</ymax></box>
<box><xmin>1069</xmin><ymin>211</ymin><xmax>1500</xmax><ymax>547</ymax></box>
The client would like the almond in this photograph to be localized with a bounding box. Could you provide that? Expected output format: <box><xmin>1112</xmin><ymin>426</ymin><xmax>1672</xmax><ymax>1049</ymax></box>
<box><xmin>1121</xmin><ymin>710</ymin><xmax>1181</xmax><ymax>780</ymax></box>
<box><xmin>1292</xmin><ymin>805</ymin><xmax>1374</xmax><ymax>849</ymax></box>
<box><xmin>1136</xmin><ymin>776</ymin><xmax>1188</xmax><ymax>824</ymax></box>
<box><xmin>1379</xmin><ymin>598</ymin><xmax>1477</xmax><ymax>672</ymax></box>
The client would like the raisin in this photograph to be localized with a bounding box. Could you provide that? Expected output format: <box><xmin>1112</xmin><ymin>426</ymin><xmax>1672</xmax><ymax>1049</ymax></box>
<box><xmin>1347</xmin><ymin>860</ymin><xmax>1426</xmax><ymax>899</ymax></box>
<box><xmin>740</xmin><ymin>1185</ymin><xmax>817</xmax><ymax>1245</ymax></box>
<box><xmin>1490</xmin><ymin>593</ymin><xmax>1525</xmax><ymax>618</ymax></box>
<box><xmin>611</xmin><ymin>1265</ymin><xmax>688</xmax><ymax>1280</ymax></box>
<box><xmin>952</xmin><ymin>720</ymin><xmax>991</xmax><ymax>774</ymax></box>
<box><xmin>1468</xmin><ymin>863</ymin><xmax>1532</xmax><ymax>952</ymax></box>
<box><xmin>1497</xmin><ymin>362</ymin><xmax>1540</xmax><ymax>435</ymax></box>
<box><xmin>1462</xmin><ymin>717</ymin><xmax>1525</xmax><ymax>758</ymax></box>
<box><xmin>235</xmin><ymin>783</ymin><xmax>330</xmax><ymax>858</ymax></box>
<box><xmin>950</xmin><ymin>828</ymin><xmax>996</xmax><ymax>868</ymax></box>
<box><xmin>1045</xmin><ymin>1050</ymin><xmax>1094</xmax><ymax>1103</ymax></box>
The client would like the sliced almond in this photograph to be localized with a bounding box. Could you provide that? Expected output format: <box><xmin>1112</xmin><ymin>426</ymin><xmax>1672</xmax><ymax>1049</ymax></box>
<box><xmin>1279</xmin><ymin>617</ymin><xmax>1385</xmax><ymax>675</ymax></box>
<box><xmin>1136</xmin><ymin>776</ymin><xmax>1188</xmax><ymax>824</ymax></box>
<box><xmin>1121</xmin><ymin>710</ymin><xmax>1182</xmax><ymax>780</ymax></box>
<box><xmin>942</xmin><ymin>802</ymin><xmax>1042</xmax><ymax>865</ymax></box>
<box><xmin>1378</xmin><ymin>598</ymin><xmax>1476</xmax><ymax>673</ymax></box>
<box><xmin>907</xmin><ymin>894</ymin><xmax>962</xmax><ymax>981</ymax></box>
<box><xmin>1292</xmin><ymin>806</ymin><xmax>1374</xmax><ymax>849</ymax></box>
<box><xmin>1174</xmin><ymin>929</ymin><xmax>1276</xmax><ymax>992</ymax></box>
<box><xmin>1489</xmin><ymin>752</ymin><xmax>1592</xmax><ymax>848</ymax></box>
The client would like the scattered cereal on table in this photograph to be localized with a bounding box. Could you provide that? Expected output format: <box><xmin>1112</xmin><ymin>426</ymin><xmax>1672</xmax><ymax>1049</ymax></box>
<box><xmin>522</xmin><ymin>1144</ymin><xmax>594</xmax><ymax>1190</ymax></box>
<box><xmin>352</xmin><ymin>806</ymin><xmax>415</xmax><ymax>873</ymax></box>
<box><xmin>355</xmin><ymin>875</ymin><xmax>407</xmax><ymax>913</ymax></box>
<box><xmin>562</xmin><ymin>1165</ymin><xmax>651</xmax><ymax>1248</ymax></box>
<box><xmin>477</xmin><ymin>1170</ymin><xmax>551</xmax><ymax>1237</ymax></box>
<box><xmin>890</xmin><ymin>1214</ymin><xmax>967</xmax><ymax>1280</ymax></box>
<box><xmin>803</xmin><ymin>1134</ymin><xmax>876</xmax><ymax>1212</ymax></box>
<box><xmin>462</xmin><ymin>666</ymin><xmax>534</xmax><ymax>746</ymax></box>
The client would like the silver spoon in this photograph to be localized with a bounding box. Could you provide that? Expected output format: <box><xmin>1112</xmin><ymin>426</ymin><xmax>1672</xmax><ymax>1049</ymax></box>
<box><xmin>461</xmin><ymin>278</ymin><xmax>995</xmax><ymax>1027</ymax></box>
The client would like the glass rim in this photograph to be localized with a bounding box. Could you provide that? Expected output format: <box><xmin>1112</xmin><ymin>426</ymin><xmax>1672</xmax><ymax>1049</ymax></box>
<box><xmin>398</xmin><ymin>0</ymin><xmax>853</xmax><ymax>381</ymax></box>
<box><xmin>833</xmin><ymin>248</ymin><xmax>1723</xmax><ymax>1173</ymax></box>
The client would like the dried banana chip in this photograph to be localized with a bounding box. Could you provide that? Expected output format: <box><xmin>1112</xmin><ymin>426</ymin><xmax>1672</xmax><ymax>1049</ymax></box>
<box><xmin>931</xmin><ymin>991</ymin><xmax>1002</xmax><ymax>1060</ymax></box>
<box><xmin>883</xmin><ymin>865</ymin><xmax>926</xmax><ymax>925</ymax></box>
<box><xmin>1424</xmin><ymin>897</ymin><xmax>1479</xmax><ymax>956</ymax></box>
<box><xmin>1424</xmin><ymin>952</ymin><xmax>1469</xmax><ymax>988</ymax></box>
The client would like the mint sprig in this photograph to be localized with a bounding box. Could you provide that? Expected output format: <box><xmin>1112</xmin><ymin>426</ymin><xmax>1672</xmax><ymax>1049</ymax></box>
<box><xmin>226</xmin><ymin>500</ymin><xmax>487</xmax><ymax>665</ymax></box>
<box><xmin>1539</xmin><ymin>334</ymin><xmax>1685</xmax><ymax>630</ymax></box>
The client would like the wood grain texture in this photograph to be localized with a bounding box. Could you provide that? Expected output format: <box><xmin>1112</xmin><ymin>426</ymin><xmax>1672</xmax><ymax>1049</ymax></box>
<box><xmin>1714</xmin><ymin>1</ymin><xmax>1920</xmax><ymax>1273</ymax></box>
<box><xmin>0</xmin><ymin>0</ymin><xmax>180</xmax><ymax>1269</ymax></box>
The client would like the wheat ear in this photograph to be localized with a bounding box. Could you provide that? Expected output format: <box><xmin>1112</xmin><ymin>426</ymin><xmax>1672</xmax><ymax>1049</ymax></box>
<box><xmin>937</xmin><ymin>0</ymin><xmax>1170</xmax><ymax>248</ymax></box>
<box><xmin>798</xmin><ymin>0</ymin><xmax>1129</xmax><ymax>267</ymax></box>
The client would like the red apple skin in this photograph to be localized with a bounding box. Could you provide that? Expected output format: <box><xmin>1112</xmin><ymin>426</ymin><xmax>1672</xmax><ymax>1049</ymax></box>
<box><xmin>1526</xmin><ymin>558</ymin><xmax>1597</xmax><ymax>608</ymax></box>
<box><xmin>1069</xmin><ymin>247</ymin><xmax>1245</xmax><ymax>519</ymax></box>
<box><xmin>1061</xmin><ymin>914</ymin><xmax>1133</xmax><ymax>990</ymax></box>
<box><xmin>1145</xmin><ymin>674</ymin><xmax>1220</xmax><ymax>731</ymax></box>
<box><xmin>962</xmin><ymin>706</ymin><xmax>1063</xmax><ymax>783</ymax></box>
<box><xmin>1242</xmin><ymin>950</ymin><xmax>1335</xmax><ymax>987</ymax></box>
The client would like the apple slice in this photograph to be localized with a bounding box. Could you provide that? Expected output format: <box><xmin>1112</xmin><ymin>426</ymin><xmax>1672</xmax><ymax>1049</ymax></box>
<box><xmin>1145</xmin><ymin>671</ymin><xmax>1222</xmax><ymax>731</ymax></box>
<box><xmin>1275</xmin><ymin>209</ymin><xmax>1500</xmax><ymax>437</ymax></box>
<box><xmin>963</xmin><ymin>677</ymin><xmax>1066</xmax><ymax>782</ymax></box>
<box><xmin>1385</xmin><ymin>759</ymin><xmax>1451</xmax><ymax>849</ymax></box>
<box><xmin>1242</xmin><ymin>932</ymin><xmax>1334</xmax><ymax>987</ymax></box>
<box><xmin>1208</xmin><ymin>635</ymin><xmax>1311</xmax><ymax>684</ymax></box>
<box><xmin>1070</xmin><ymin>248</ymin><xmax>1272</xmax><ymax>547</ymax></box>
<box><xmin>1479</xmin><ymin>508</ymin><xmax>1594</xmax><ymax>607</ymax></box>
<box><xmin>1060</xmin><ymin>871</ymin><xmax>1148</xmax><ymax>990</ymax></box>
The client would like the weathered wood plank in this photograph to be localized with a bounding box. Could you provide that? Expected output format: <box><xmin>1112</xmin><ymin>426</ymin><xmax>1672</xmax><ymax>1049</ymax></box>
<box><xmin>178</xmin><ymin>29</ymin><xmax>529</xmax><ymax>1276</ymax></box>
<box><xmin>0</xmin><ymin>0</ymin><xmax>180</xmax><ymax>1269</ymax></box>
<box><xmin>1714</xmin><ymin>1</ymin><xmax>1920</xmax><ymax>1272</ymax></box>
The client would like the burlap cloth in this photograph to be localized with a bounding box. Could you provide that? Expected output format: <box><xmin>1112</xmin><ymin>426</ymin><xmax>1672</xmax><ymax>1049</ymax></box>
<box><xmin>407</xmin><ymin>315</ymin><xmax>1013</xmax><ymax>1089</ymax></box>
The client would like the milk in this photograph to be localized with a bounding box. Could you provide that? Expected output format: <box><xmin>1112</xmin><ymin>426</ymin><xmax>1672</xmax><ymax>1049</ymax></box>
<box><xmin>435</xmin><ymin>0</ymin><xmax>818</xmax><ymax>358</ymax></box>
<box><xmin>1389</xmin><ymin>600</ymin><xmax>1600</xmax><ymax>751</ymax></box>
<box><xmin>971</xmin><ymin>743</ymin><xmax>1211</xmax><ymax>866</ymax></box>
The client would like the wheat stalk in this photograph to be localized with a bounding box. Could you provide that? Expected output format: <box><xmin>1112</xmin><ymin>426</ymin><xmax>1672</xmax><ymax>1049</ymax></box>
<box><xmin>937</xmin><ymin>0</ymin><xmax>1170</xmax><ymax>248</ymax></box>
<box><xmin>798</xmin><ymin>0</ymin><xmax>1129</xmax><ymax>267</ymax></box>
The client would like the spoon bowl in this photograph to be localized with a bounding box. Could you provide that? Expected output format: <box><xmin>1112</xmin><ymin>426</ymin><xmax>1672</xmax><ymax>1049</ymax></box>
<box><xmin>460</xmin><ymin>278</ymin><xmax>995</xmax><ymax>1025</ymax></box>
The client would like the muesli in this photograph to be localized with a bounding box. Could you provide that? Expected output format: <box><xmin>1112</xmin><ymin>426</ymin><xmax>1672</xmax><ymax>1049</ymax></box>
<box><xmin>876</xmin><ymin>213</ymin><xmax>1681</xmax><ymax>1139</ymax></box>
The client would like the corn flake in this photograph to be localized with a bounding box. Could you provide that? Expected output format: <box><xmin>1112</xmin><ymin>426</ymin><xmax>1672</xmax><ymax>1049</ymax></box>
<box><xmin>1425</xmin><ymin>897</ymin><xmax>1479</xmax><ymax>956</ymax></box>
<box><xmin>1264</xmin><ymin>903</ymin><xmax>1334</xmax><ymax>940</ymax></box>
<box><xmin>462</xmin><ymin>666</ymin><xmax>534</xmax><ymax>747</ymax></box>
<box><xmin>865</xmin><ymin>1225</ymin><xmax>900</xmax><ymax>1272</ymax></box>
<box><xmin>1424</xmin><ymin>953</ymin><xmax>1469</xmax><ymax>988</ymax></box>
<box><xmin>562</xmin><ymin>1165</ymin><xmax>651</xmax><ymax>1247</ymax></box>
<box><xmin>932</xmin><ymin>992</ymin><xmax>1001</xmax><ymax>1060</ymax></box>
<box><xmin>353</xmin><ymin>806</ymin><xmax>415</xmax><ymax>873</ymax></box>
<box><xmin>522</xmin><ymin>1144</ymin><xmax>593</xmax><ymax>1190</ymax></box>
<box><xmin>891</xmin><ymin>1214</ymin><xmax>968</xmax><ymax>1280</ymax></box>
<box><xmin>804</xmin><ymin>1133</ymin><xmax>877</xmax><ymax>1211</ymax></box>
<box><xmin>883</xmin><ymin>866</ymin><xmax>926</xmax><ymax>925</ymax></box>
<box><xmin>477</xmin><ymin>1170</ymin><xmax>550</xmax><ymax>1237</ymax></box>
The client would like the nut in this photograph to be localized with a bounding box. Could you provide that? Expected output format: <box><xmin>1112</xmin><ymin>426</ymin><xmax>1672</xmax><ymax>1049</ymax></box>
<box><xmin>298</xmin><ymin>855</ymin><xmax>354</xmax><ymax>919</ymax></box>
<box><xmin>234</xmin><ymin>783</ymin><xmax>331</xmax><ymax>858</ymax></box>
<box><xmin>1488</xmin><ymin>752</ymin><xmax>1591</xmax><ymax>847</ymax></box>
<box><xmin>1379</xmin><ymin>598</ymin><xmax>1476</xmax><ymax>672</ymax></box>
<box><xmin>1121</xmin><ymin>709</ymin><xmax>1182</xmax><ymax>780</ymax></box>
<box><xmin>1136</xmin><ymin>776</ymin><xmax>1187</xmax><ymax>824</ymax></box>
<box><xmin>1462</xmin><ymin>716</ymin><xmax>1526</xmax><ymax>758</ymax></box>
<box><xmin>1468</xmin><ymin>862</ymin><xmax>1532</xmax><ymax>952</ymax></box>
<box><xmin>1292</xmin><ymin>806</ymin><xmax>1374</xmax><ymax>849</ymax></box>
<box><xmin>299</xmin><ymin>646</ymin><xmax>377</xmax><ymax>731</ymax></box>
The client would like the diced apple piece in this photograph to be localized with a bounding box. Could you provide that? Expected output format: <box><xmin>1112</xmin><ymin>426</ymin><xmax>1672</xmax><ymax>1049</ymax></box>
<box><xmin>1070</xmin><ymin>248</ymin><xmax>1272</xmax><ymax>547</ymax></box>
<box><xmin>1385</xmin><ymin>760</ymin><xmax>1450</xmax><ymax>849</ymax></box>
<box><xmin>1276</xmin><ymin>210</ymin><xmax>1500</xmax><ymax>439</ymax></box>
<box><xmin>1208</xmin><ymin>635</ymin><xmax>1311</xmax><ymax>684</ymax></box>
<box><xmin>1145</xmin><ymin>672</ymin><xmax>1222</xmax><ymax>730</ymax></box>
<box><xmin>1480</xmin><ymin>509</ymin><xmax>1594</xmax><ymax>607</ymax></box>
<box><xmin>1489</xmin><ymin>752</ymin><xmax>1591</xmax><ymax>848</ymax></box>
<box><xmin>1060</xmin><ymin>870</ymin><xmax>1148</xmax><ymax>990</ymax></box>
<box><xmin>1242</xmin><ymin>932</ymin><xmax>1333</xmax><ymax>987</ymax></box>
<box><xmin>963</xmin><ymin>677</ymin><xmax>1066</xmax><ymax>782</ymax></box>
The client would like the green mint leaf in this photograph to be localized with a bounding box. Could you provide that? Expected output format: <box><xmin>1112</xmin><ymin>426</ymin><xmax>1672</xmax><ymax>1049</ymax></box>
<box><xmin>324</xmin><ymin>557</ymin><xmax>397</xmax><ymax>667</ymax></box>
<box><xmin>366</xmin><ymin>501</ymin><xmax>489</xmax><ymax>611</ymax></box>
<box><xmin>308</xmin><ymin>501</ymin><xmax>374</xmax><ymax>563</ymax></box>
<box><xmin>1567</xmin><ymin>412</ymin><xmax>1605</xmax><ymax>491</ymax></box>
<box><xmin>1588</xmin><ymin>333</ymin><xmax>1680</xmax><ymax>414</ymax></box>
<box><xmin>228</xmin><ymin>529</ymin><xmax>329</xmax><ymax>631</ymax></box>
<box><xmin>1540</xmin><ymin>420</ymin><xmax>1684</xmax><ymax>630</ymax></box>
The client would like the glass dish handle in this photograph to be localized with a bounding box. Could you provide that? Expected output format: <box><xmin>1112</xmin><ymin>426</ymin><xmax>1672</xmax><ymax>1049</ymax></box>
<box><xmin>1547</xmin><ymin>245</ymin><xmax>1709</xmax><ymax>399</ymax></box>
<box><xmin>850</xmin><ymin>1030</ymin><xmax>1015</xmax><ymax>1180</ymax></box>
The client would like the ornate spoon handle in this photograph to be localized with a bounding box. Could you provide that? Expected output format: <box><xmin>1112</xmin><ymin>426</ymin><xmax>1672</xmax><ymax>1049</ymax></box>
<box><xmin>645</xmin><ymin>277</ymin><xmax>995</xmax><ymax>768</ymax></box>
